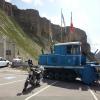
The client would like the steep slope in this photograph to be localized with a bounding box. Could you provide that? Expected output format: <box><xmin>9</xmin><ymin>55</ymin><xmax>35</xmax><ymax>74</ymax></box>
<box><xmin>0</xmin><ymin>9</ymin><xmax>41</xmax><ymax>62</ymax></box>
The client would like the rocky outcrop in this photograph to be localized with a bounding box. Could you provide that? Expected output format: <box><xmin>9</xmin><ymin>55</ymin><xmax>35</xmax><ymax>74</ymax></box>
<box><xmin>0</xmin><ymin>0</ymin><xmax>95</xmax><ymax>61</ymax></box>
<box><xmin>12</xmin><ymin>7</ymin><xmax>51</xmax><ymax>38</ymax></box>
<box><xmin>0</xmin><ymin>0</ymin><xmax>5</xmax><ymax>9</ymax></box>
<box><xmin>13</xmin><ymin>9</ymin><xmax>40</xmax><ymax>35</ymax></box>
<box><xmin>0</xmin><ymin>0</ymin><xmax>13</xmax><ymax>16</ymax></box>
<box><xmin>4</xmin><ymin>2</ymin><xmax>13</xmax><ymax>16</ymax></box>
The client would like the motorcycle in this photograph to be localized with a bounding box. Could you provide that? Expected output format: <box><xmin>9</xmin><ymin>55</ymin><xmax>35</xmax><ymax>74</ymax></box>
<box><xmin>22</xmin><ymin>67</ymin><xmax>41</xmax><ymax>93</ymax></box>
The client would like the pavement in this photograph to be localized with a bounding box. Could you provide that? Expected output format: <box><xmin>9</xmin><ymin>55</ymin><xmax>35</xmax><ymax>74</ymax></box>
<box><xmin>0</xmin><ymin>67</ymin><xmax>27</xmax><ymax>74</ymax></box>
<box><xmin>0</xmin><ymin>67</ymin><xmax>100</xmax><ymax>100</ymax></box>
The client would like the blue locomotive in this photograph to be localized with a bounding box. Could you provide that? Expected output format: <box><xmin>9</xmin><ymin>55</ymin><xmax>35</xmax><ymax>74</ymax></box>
<box><xmin>38</xmin><ymin>42</ymin><xmax>100</xmax><ymax>84</ymax></box>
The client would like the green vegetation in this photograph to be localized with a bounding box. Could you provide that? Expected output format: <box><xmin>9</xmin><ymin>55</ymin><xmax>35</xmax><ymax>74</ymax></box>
<box><xmin>0</xmin><ymin>9</ymin><xmax>41</xmax><ymax>60</ymax></box>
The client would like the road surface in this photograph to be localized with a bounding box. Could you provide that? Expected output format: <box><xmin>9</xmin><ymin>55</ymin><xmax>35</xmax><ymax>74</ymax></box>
<box><xmin>0</xmin><ymin>67</ymin><xmax>100</xmax><ymax>100</ymax></box>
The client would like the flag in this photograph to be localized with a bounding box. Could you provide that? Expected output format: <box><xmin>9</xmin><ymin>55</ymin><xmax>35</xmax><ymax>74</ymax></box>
<box><xmin>61</xmin><ymin>10</ymin><xmax>66</xmax><ymax>27</ymax></box>
<box><xmin>70</xmin><ymin>12</ymin><xmax>75</xmax><ymax>33</ymax></box>
<box><xmin>61</xmin><ymin>9</ymin><xmax>66</xmax><ymax>42</ymax></box>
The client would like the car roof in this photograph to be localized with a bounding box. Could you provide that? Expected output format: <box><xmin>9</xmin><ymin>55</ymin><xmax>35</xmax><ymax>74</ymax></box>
<box><xmin>13</xmin><ymin>58</ymin><xmax>22</xmax><ymax>60</ymax></box>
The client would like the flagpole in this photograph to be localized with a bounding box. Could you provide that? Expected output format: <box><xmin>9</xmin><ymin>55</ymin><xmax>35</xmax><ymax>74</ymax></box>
<box><xmin>70</xmin><ymin>12</ymin><xmax>74</xmax><ymax>33</ymax></box>
<box><xmin>69</xmin><ymin>12</ymin><xmax>75</xmax><ymax>42</ymax></box>
<box><xmin>49</xmin><ymin>20</ymin><xmax>53</xmax><ymax>46</ymax></box>
<box><xmin>61</xmin><ymin>9</ymin><xmax>62</xmax><ymax>42</ymax></box>
<box><xmin>49</xmin><ymin>21</ymin><xmax>52</xmax><ymax>41</ymax></box>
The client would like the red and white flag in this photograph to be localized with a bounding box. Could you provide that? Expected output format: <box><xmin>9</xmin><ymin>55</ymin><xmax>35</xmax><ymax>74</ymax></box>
<box><xmin>70</xmin><ymin>12</ymin><xmax>75</xmax><ymax>33</ymax></box>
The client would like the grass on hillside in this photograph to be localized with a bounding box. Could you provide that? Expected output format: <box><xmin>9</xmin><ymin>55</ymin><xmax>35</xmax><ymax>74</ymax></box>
<box><xmin>0</xmin><ymin>9</ymin><xmax>41</xmax><ymax>60</ymax></box>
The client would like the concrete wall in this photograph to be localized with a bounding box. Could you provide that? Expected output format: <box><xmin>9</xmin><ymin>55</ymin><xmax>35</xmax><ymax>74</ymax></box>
<box><xmin>0</xmin><ymin>35</ymin><xmax>15</xmax><ymax>61</ymax></box>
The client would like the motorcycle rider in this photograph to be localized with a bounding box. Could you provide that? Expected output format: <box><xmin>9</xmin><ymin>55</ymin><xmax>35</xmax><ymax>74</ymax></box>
<box><xmin>22</xmin><ymin>65</ymin><xmax>43</xmax><ymax>93</ymax></box>
<box><xmin>28</xmin><ymin>59</ymin><xmax>33</xmax><ymax>68</ymax></box>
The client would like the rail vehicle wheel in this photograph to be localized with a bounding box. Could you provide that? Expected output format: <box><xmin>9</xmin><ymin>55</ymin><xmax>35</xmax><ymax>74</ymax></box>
<box><xmin>66</xmin><ymin>71</ymin><xmax>77</xmax><ymax>81</ymax></box>
<box><xmin>55</xmin><ymin>72</ymin><xmax>60</xmax><ymax>80</ymax></box>
<box><xmin>43</xmin><ymin>71</ymin><xmax>48</xmax><ymax>78</ymax></box>
<box><xmin>60</xmin><ymin>73</ymin><xmax>67</xmax><ymax>81</ymax></box>
<box><xmin>48</xmin><ymin>72</ymin><xmax>54</xmax><ymax>79</ymax></box>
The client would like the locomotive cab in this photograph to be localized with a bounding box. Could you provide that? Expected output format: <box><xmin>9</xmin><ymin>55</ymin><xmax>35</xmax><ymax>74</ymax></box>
<box><xmin>54</xmin><ymin>42</ymin><xmax>81</xmax><ymax>55</ymax></box>
<box><xmin>39</xmin><ymin>42</ymin><xmax>86</xmax><ymax>66</ymax></box>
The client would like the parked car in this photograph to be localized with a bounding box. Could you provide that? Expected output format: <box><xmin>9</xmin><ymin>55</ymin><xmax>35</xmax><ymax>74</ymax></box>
<box><xmin>0</xmin><ymin>57</ymin><xmax>12</xmax><ymax>67</ymax></box>
<box><xmin>11</xmin><ymin>58</ymin><xmax>23</xmax><ymax>67</ymax></box>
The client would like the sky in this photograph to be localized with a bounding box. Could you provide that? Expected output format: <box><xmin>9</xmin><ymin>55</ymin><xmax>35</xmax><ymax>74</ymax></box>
<box><xmin>5</xmin><ymin>0</ymin><xmax>100</xmax><ymax>52</ymax></box>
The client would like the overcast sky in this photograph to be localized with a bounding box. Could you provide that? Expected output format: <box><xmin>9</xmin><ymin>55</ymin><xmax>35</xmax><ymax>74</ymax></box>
<box><xmin>5</xmin><ymin>0</ymin><xmax>100</xmax><ymax>52</ymax></box>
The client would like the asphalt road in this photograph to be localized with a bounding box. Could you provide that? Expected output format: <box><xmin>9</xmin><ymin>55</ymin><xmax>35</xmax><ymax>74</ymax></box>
<box><xmin>0</xmin><ymin>67</ymin><xmax>100</xmax><ymax>100</ymax></box>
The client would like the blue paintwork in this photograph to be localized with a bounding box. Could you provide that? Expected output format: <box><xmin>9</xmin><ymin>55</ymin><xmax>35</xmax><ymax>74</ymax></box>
<box><xmin>38</xmin><ymin>42</ymin><xmax>99</xmax><ymax>85</ymax></box>
<box><xmin>39</xmin><ymin>54</ymin><xmax>86</xmax><ymax>66</ymax></box>
<box><xmin>79</xmin><ymin>65</ymin><xmax>98</xmax><ymax>84</ymax></box>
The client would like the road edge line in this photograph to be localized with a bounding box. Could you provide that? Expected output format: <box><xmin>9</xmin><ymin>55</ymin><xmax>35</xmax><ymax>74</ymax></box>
<box><xmin>88</xmin><ymin>86</ymin><xmax>98</xmax><ymax>100</ymax></box>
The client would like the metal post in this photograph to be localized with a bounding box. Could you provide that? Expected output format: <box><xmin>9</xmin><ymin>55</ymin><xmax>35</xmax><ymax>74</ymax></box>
<box><xmin>61</xmin><ymin>9</ymin><xmax>62</xmax><ymax>42</ymax></box>
<box><xmin>13</xmin><ymin>43</ymin><xmax>15</xmax><ymax>58</ymax></box>
<box><xmin>3</xmin><ymin>35</ymin><xmax>6</xmax><ymax>59</ymax></box>
<box><xmin>80</xmin><ymin>43</ymin><xmax>81</xmax><ymax>66</ymax></box>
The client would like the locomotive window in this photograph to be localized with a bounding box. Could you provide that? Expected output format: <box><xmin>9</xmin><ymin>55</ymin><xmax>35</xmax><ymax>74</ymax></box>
<box><xmin>67</xmin><ymin>45</ymin><xmax>80</xmax><ymax>55</ymax></box>
<box><xmin>67</xmin><ymin>45</ymin><xmax>72</xmax><ymax>54</ymax></box>
<box><xmin>71</xmin><ymin>45</ymin><xmax>80</xmax><ymax>55</ymax></box>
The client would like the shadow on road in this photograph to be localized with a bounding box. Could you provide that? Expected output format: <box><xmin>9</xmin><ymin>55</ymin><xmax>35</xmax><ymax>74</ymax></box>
<box><xmin>17</xmin><ymin>86</ymin><xmax>34</xmax><ymax>96</ymax></box>
<box><xmin>17</xmin><ymin>85</ymin><xmax>41</xmax><ymax>96</ymax></box>
<box><xmin>0</xmin><ymin>66</ymin><xmax>8</xmax><ymax>69</ymax></box>
<box><xmin>16</xmin><ymin>78</ymin><xmax>100</xmax><ymax>96</ymax></box>
<box><xmin>43</xmin><ymin>78</ymin><xmax>100</xmax><ymax>91</ymax></box>
<box><xmin>90</xmin><ymin>82</ymin><xmax>100</xmax><ymax>92</ymax></box>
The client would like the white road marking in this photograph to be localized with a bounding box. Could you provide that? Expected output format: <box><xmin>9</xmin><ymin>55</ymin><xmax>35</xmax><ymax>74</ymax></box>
<box><xmin>0</xmin><ymin>73</ymin><xmax>27</xmax><ymax>75</ymax></box>
<box><xmin>4</xmin><ymin>76</ymin><xmax>16</xmax><ymax>80</ymax></box>
<box><xmin>0</xmin><ymin>74</ymin><xmax>14</xmax><ymax>78</ymax></box>
<box><xmin>0</xmin><ymin>79</ymin><xmax>25</xmax><ymax>86</ymax></box>
<box><xmin>88</xmin><ymin>86</ymin><xmax>98</xmax><ymax>100</ymax></box>
<box><xmin>0</xmin><ymin>73</ymin><xmax>27</xmax><ymax>78</ymax></box>
<box><xmin>25</xmin><ymin>81</ymin><xmax>58</xmax><ymax>100</ymax></box>
<box><xmin>0</xmin><ymin>68</ymin><xmax>27</xmax><ymax>74</ymax></box>
<box><xmin>0</xmin><ymin>74</ymin><xmax>14</xmax><ymax>76</ymax></box>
